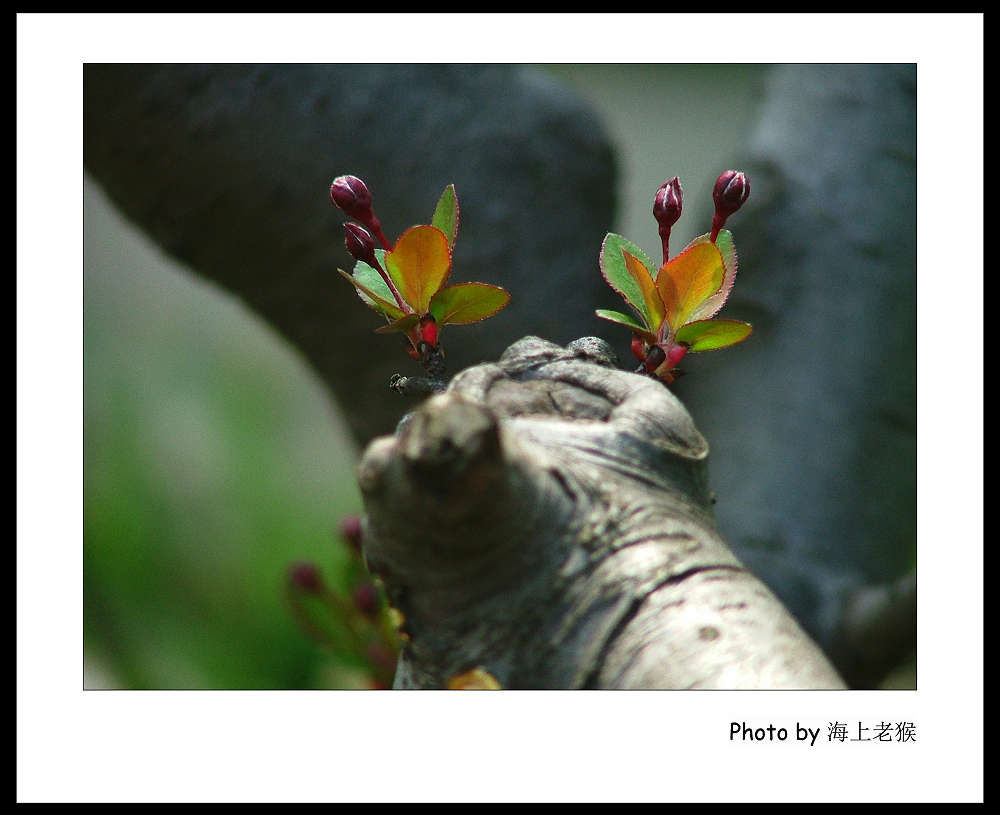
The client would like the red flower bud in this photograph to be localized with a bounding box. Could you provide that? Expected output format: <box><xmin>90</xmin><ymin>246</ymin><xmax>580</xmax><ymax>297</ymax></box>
<box><xmin>653</xmin><ymin>177</ymin><xmax>683</xmax><ymax>231</ymax></box>
<box><xmin>330</xmin><ymin>174</ymin><xmax>373</xmax><ymax>220</ymax></box>
<box><xmin>352</xmin><ymin>581</ymin><xmax>380</xmax><ymax>618</ymax></box>
<box><xmin>288</xmin><ymin>561</ymin><xmax>324</xmax><ymax>594</ymax></box>
<box><xmin>338</xmin><ymin>514</ymin><xmax>363</xmax><ymax>552</ymax></box>
<box><xmin>329</xmin><ymin>174</ymin><xmax>391</xmax><ymax>250</ymax></box>
<box><xmin>419</xmin><ymin>314</ymin><xmax>438</xmax><ymax>347</ymax></box>
<box><xmin>630</xmin><ymin>332</ymin><xmax>647</xmax><ymax>363</ymax></box>
<box><xmin>653</xmin><ymin>176</ymin><xmax>683</xmax><ymax>264</ymax></box>
<box><xmin>666</xmin><ymin>342</ymin><xmax>689</xmax><ymax>368</ymax></box>
<box><xmin>713</xmin><ymin>170</ymin><xmax>750</xmax><ymax>218</ymax></box>
<box><xmin>711</xmin><ymin>170</ymin><xmax>750</xmax><ymax>242</ymax></box>
<box><xmin>344</xmin><ymin>222</ymin><xmax>377</xmax><ymax>265</ymax></box>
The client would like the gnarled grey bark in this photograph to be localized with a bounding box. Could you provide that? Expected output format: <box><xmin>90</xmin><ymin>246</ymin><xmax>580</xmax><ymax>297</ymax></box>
<box><xmin>360</xmin><ymin>337</ymin><xmax>845</xmax><ymax>689</ymax></box>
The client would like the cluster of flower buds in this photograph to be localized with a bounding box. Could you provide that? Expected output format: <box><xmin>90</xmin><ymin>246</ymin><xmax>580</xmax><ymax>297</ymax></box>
<box><xmin>283</xmin><ymin>514</ymin><xmax>400</xmax><ymax>689</ymax></box>
<box><xmin>330</xmin><ymin>175</ymin><xmax>391</xmax><ymax>251</ymax></box>
<box><xmin>596</xmin><ymin>169</ymin><xmax>753</xmax><ymax>385</ymax></box>
<box><xmin>333</xmin><ymin>174</ymin><xmax>440</xmax><ymax>370</ymax></box>
<box><xmin>331</xmin><ymin>174</ymin><xmax>510</xmax><ymax>379</ymax></box>
<box><xmin>333</xmin><ymin>178</ymin><xmax>410</xmax><ymax>314</ymax></box>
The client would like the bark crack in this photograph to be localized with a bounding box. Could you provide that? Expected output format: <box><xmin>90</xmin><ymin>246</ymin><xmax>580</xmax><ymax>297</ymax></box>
<box><xmin>578</xmin><ymin>565</ymin><xmax>747</xmax><ymax>689</ymax></box>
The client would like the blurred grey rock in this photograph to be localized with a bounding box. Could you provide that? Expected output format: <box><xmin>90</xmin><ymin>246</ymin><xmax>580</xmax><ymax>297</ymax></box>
<box><xmin>673</xmin><ymin>64</ymin><xmax>916</xmax><ymax>671</ymax></box>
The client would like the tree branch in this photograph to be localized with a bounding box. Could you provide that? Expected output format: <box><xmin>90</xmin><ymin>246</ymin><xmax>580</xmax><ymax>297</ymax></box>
<box><xmin>360</xmin><ymin>337</ymin><xmax>846</xmax><ymax>689</ymax></box>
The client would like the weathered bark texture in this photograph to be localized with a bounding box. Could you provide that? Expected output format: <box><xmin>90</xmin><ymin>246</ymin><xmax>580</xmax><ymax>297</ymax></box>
<box><xmin>360</xmin><ymin>336</ymin><xmax>845</xmax><ymax>689</ymax></box>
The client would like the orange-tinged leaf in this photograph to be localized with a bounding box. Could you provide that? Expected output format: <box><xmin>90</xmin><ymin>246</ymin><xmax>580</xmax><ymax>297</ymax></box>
<box><xmin>622</xmin><ymin>250</ymin><xmax>665</xmax><ymax>334</ymax></box>
<box><xmin>384</xmin><ymin>225</ymin><xmax>452</xmax><ymax>313</ymax></box>
<box><xmin>429</xmin><ymin>282</ymin><xmax>510</xmax><ymax>325</ymax></box>
<box><xmin>657</xmin><ymin>242</ymin><xmax>725</xmax><ymax>331</ymax></box>
<box><xmin>675</xmin><ymin>319</ymin><xmax>752</xmax><ymax>352</ymax></box>
<box><xmin>337</xmin><ymin>268</ymin><xmax>406</xmax><ymax>320</ymax></box>
<box><xmin>681</xmin><ymin>229</ymin><xmax>739</xmax><ymax>322</ymax></box>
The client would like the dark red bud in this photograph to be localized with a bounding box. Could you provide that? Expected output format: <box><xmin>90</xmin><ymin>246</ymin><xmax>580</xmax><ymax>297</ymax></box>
<box><xmin>630</xmin><ymin>332</ymin><xmax>647</xmax><ymax>363</ymax></box>
<box><xmin>643</xmin><ymin>345</ymin><xmax>666</xmax><ymax>374</ymax></box>
<box><xmin>419</xmin><ymin>314</ymin><xmax>438</xmax><ymax>347</ymax></box>
<box><xmin>712</xmin><ymin>170</ymin><xmax>750</xmax><ymax>219</ymax></box>
<box><xmin>338</xmin><ymin>514</ymin><xmax>363</xmax><ymax>552</ymax></box>
<box><xmin>343</xmin><ymin>222</ymin><xmax>377</xmax><ymax>265</ymax></box>
<box><xmin>653</xmin><ymin>177</ymin><xmax>683</xmax><ymax>231</ymax></box>
<box><xmin>288</xmin><ymin>561</ymin><xmax>324</xmax><ymax>594</ymax></box>
<box><xmin>352</xmin><ymin>581</ymin><xmax>380</xmax><ymax>618</ymax></box>
<box><xmin>330</xmin><ymin>175</ymin><xmax>373</xmax><ymax>220</ymax></box>
<box><xmin>666</xmin><ymin>342</ymin><xmax>689</xmax><ymax>368</ymax></box>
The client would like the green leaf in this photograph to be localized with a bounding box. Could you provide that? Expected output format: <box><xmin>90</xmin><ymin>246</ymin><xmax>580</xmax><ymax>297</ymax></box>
<box><xmin>431</xmin><ymin>184</ymin><xmax>460</xmax><ymax>249</ymax></box>
<box><xmin>338</xmin><ymin>264</ymin><xmax>405</xmax><ymax>320</ymax></box>
<box><xmin>599</xmin><ymin>233</ymin><xmax>658</xmax><ymax>325</ymax></box>
<box><xmin>374</xmin><ymin>314</ymin><xmax>420</xmax><ymax>334</ymax></box>
<box><xmin>594</xmin><ymin>309</ymin><xmax>656</xmax><ymax>342</ymax></box>
<box><xmin>429</xmin><ymin>283</ymin><xmax>510</xmax><ymax>325</ymax></box>
<box><xmin>675</xmin><ymin>319</ymin><xmax>752</xmax><ymax>352</ymax></box>
<box><xmin>350</xmin><ymin>250</ymin><xmax>393</xmax><ymax>305</ymax></box>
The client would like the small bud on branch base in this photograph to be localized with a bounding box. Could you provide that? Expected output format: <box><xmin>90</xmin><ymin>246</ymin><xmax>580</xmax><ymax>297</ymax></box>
<box><xmin>643</xmin><ymin>345</ymin><xmax>666</xmax><ymax>374</ymax></box>
<box><xmin>339</xmin><ymin>514</ymin><xmax>363</xmax><ymax>553</ymax></box>
<box><xmin>288</xmin><ymin>561</ymin><xmax>324</xmax><ymax>594</ymax></box>
<box><xmin>419</xmin><ymin>314</ymin><xmax>439</xmax><ymax>348</ymax></box>
<box><xmin>630</xmin><ymin>332</ymin><xmax>647</xmax><ymax>364</ymax></box>
<box><xmin>352</xmin><ymin>581</ymin><xmax>380</xmax><ymax>618</ymax></box>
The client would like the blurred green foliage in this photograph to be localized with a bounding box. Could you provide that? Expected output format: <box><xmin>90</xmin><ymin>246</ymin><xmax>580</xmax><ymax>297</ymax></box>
<box><xmin>84</xmin><ymin>179</ymin><xmax>371</xmax><ymax>688</ymax></box>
